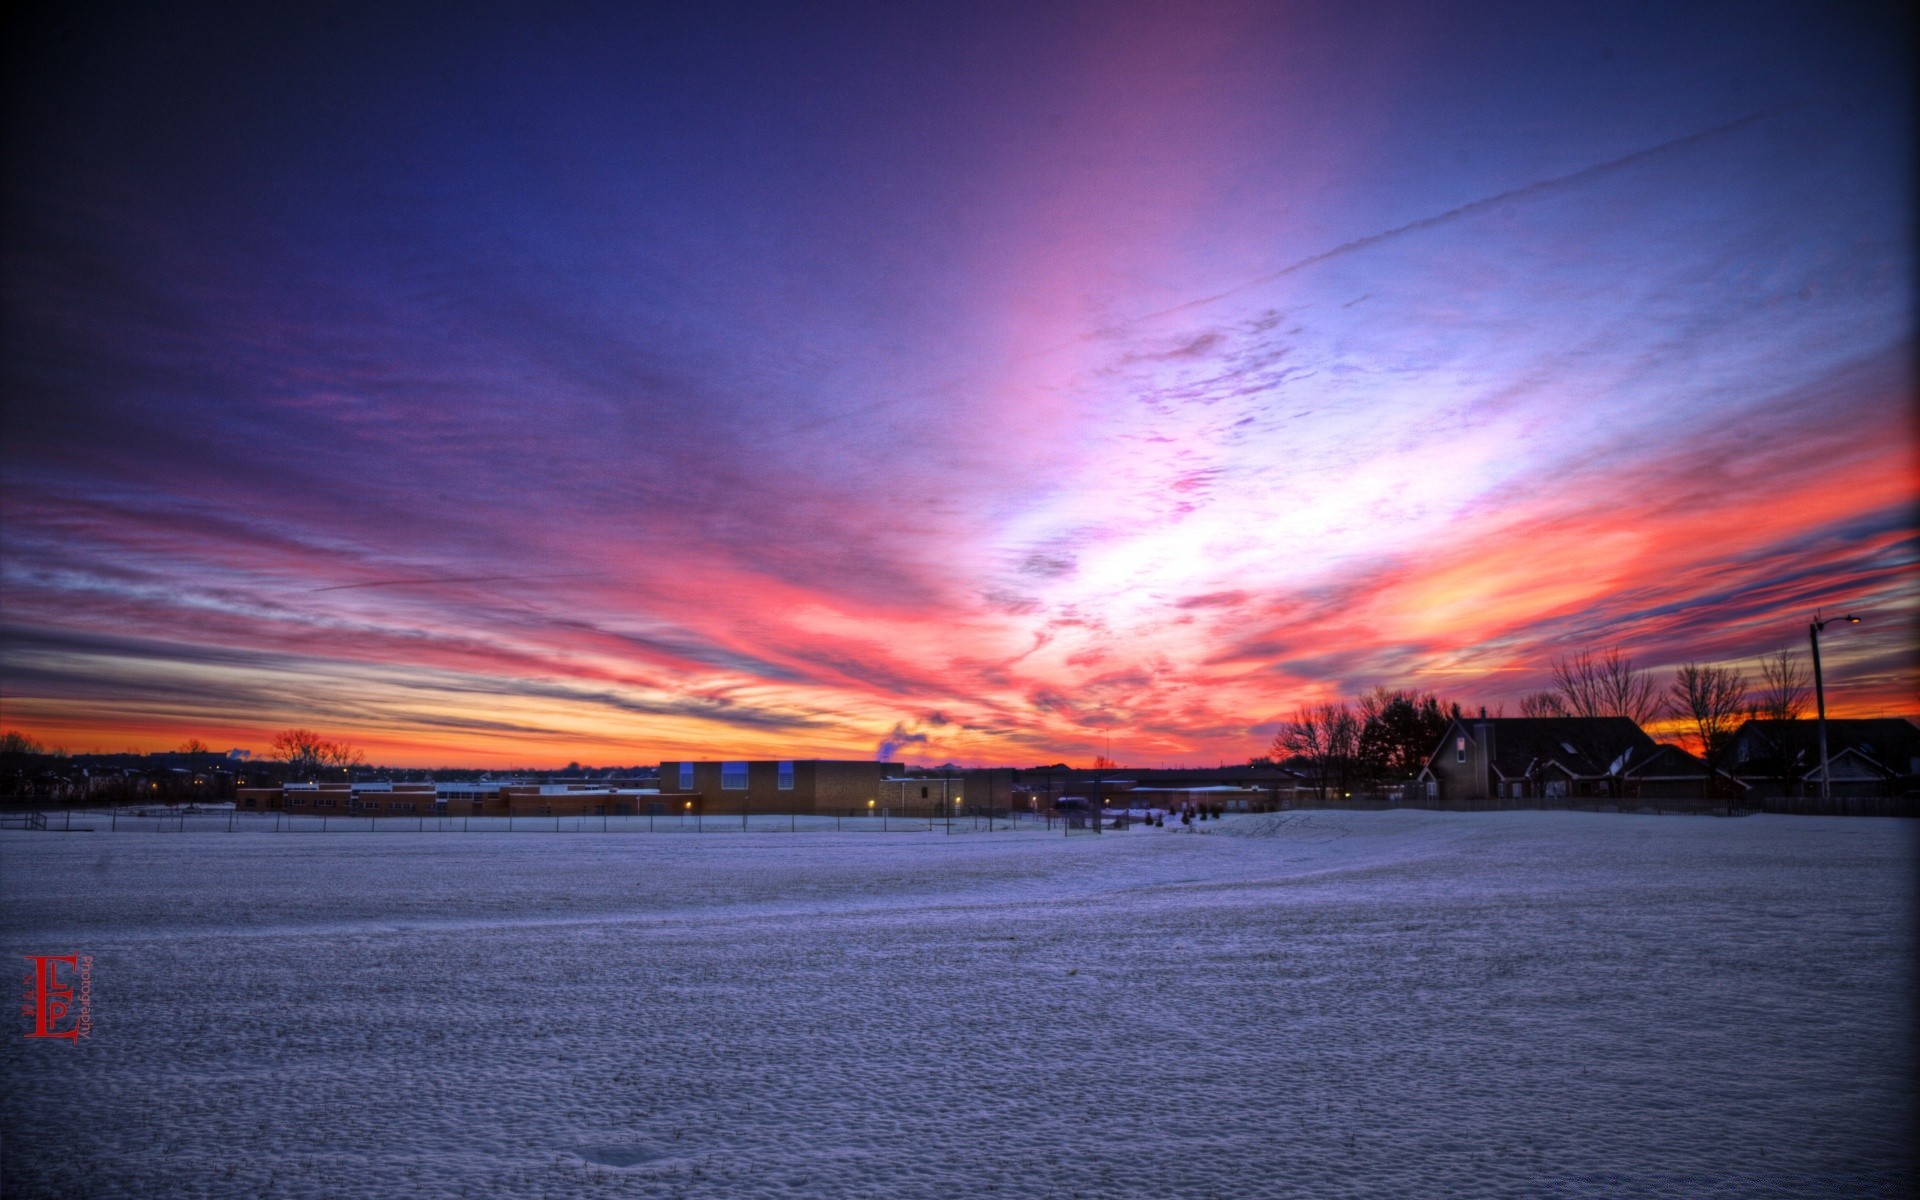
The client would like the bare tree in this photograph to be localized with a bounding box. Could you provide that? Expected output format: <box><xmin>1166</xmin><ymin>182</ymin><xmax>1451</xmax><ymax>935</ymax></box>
<box><xmin>178</xmin><ymin>737</ymin><xmax>211</xmax><ymax>754</ymax></box>
<box><xmin>322</xmin><ymin>740</ymin><xmax>367</xmax><ymax>773</ymax></box>
<box><xmin>1551</xmin><ymin>648</ymin><xmax>1662</xmax><ymax>724</ymax></box>
<box><xmin>1751</xmin><ymin>649</ymin><xmax>1810</xmax><ymax>722</ymax></box>
<box><xmin>1322</xmin><ymin>703</ymin><xmax>1362</xmax><ymax>798</ymax></box>
<box><xmin>1738</xmin><ymin>648</ymin><xmax>1814</xmax><ymax>794</ymax></box>
<box><xmin>1271</xmin><ymin>708</ymin><xmax>1325</xmax><ymax>798</ymax></box>
<box><xmin>1273</xmin><ymin>704</ymin><xmax>1360</xmax><ymax>800</ymax></box>
<box><xmin>1667</xmin><ymin>663</ymin><xmax>1747</xmax><ymax>794</ymax></box>
<box><xmin>271</xmin><ymin>729</ymin><xmax>362</xmax><ymax>779</ymax></box>
<box><xmin>1518</xmin><ymin>690</ymin><xmax>1569</xmax><ymax>718</ymax></box>
<box><xmin>271</xmin><ymin>729</ymin><xmax>327</xmax><ymax>776</ymax></box>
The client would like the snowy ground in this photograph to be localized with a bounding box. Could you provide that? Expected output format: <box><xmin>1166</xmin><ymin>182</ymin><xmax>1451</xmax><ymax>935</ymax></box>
<box><xmin>1</xmin><ymin>810</ymin><xmax>1913</xmax><ymax>1198</ymax></box>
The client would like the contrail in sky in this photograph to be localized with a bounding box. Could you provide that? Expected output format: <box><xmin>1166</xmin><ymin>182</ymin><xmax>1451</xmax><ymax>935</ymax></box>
<box><xmin>314</xmin><ymin>573</ymin><xmax>597</xmax><ymax>592</ymax></box>
<box><xmin>761</xmin><ymin>104</ymin><xmax>1796</xmax><ymax>444</ymax></box>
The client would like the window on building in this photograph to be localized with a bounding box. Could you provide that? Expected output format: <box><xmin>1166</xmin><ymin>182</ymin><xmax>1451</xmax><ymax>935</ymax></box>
<box><xmin>1456</xmin><ymin>737</ymin><xmax>1467</xmax><ymax>764</ymax></box>
<box><xmin>778</xmin><ymin>761</ymin><xmax>794</xmax><ymax>790</ymax></box>
<box><xmin>722</xmin><ymin>762</ymin><xmax>748</xmax><ymax>790</ymax></box>
<box><xmin>1425</xmin><ymin>780</ymin><xmax>1437</xmax><ymax>799</ymax></box>
<box><xmin>679</xmin><ymin>762</ymin><xmax>693</xmax><ymax>790</ymax></box>
<box><xmin>920</xmin><ymin>786</ymin><xmax>929</xmax><ymax>799</ymax></box>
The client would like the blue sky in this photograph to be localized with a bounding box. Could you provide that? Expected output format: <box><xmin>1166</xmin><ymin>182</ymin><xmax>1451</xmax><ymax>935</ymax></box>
<box><xmin>2</xmin><ymin>0</ymin><xmax>1911</xmax><ymax>764</ymax></box>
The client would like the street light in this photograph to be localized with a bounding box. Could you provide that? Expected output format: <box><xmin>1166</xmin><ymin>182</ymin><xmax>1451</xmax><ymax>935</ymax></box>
<box><xmin>1809</xmin><ymin>612</ymin><xmax>1862</xmax><ymax>803</ymax></box>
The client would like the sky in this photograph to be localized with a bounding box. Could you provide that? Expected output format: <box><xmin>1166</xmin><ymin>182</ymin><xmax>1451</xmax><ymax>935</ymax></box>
<box><xmin>2</xmin><ymin>0</ymin><xmax>1913</xmax><ymax>767</ymax></box>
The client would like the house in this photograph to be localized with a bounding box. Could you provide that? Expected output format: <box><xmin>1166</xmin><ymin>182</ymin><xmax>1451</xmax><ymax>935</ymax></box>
<box><xmin>1730</xmin><ymin>718</ymin><xmax>1920</xmax><ymax>798</ymax></box>
<box><xmin>1618</xmin><ymin>743</ymin><xmax>1748</xmax><ymax>801</ymax></box>
<box><xmin>1419</xmin><ymin>715</ymin><xmax>1657</xmax><ymax>802</ymax></box>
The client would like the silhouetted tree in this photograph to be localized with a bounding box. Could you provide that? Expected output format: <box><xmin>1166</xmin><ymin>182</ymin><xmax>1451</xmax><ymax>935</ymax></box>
<box><xmin>1</xmin><ymin>731</ymin><xmax>47</xmax><ymax>756</ymax></box>
<box><xmin>1551</xmin><ymin>648</ymin><xmax>1662</xmax><ymax>725</ymax></box>
<box><xmin>1751</xmin><ymin>649</ymin><xmax>1810</xmax><ymax>721</ymax></box>
<box><xmin>272</xmin><ymin>729</ymin><xmax>364</xmax><ymax>779</ymax></box>
<box><xmin>1356</xmin><ymin>688</ymin><xmax>1457</xmax><ymax>781</ymax></box>
<box><xmin>1741</xmin><ymin>648</ymin><xmax>1813</xmax><ymax>794</ymax></box>
<box><xmin>1668</xmin><ymin>663</ymin><xmax>1747</xmax><ymax>795</ymax></box>
<box><xmin>322</xmin><ymin>740</ymin><xmax>366</xmax><ymax>773</ymax></box>
<box><xmin>1519</xmin><ymin>691</ymin><xmax>1569</xmax><ymax>718</ymax></box>
<box><xmin>1273</xmin><ymin>702</ymin><xmax>1363</xmax><ymax>800</ymax></box>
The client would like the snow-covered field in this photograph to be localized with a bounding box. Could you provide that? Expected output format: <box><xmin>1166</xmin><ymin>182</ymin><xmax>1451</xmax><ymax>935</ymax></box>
<box><xmin>2</xmin><ymin>811</ymin><xmax>1913</xmax><ymax>1198</ymax></box>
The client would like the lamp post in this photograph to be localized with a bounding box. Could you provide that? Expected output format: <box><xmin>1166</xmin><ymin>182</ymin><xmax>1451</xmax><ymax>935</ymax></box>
<box><xmin>1808</xmin><ymin>612</ymin><xmax>1861</xmax><ymax>803</ymax></box>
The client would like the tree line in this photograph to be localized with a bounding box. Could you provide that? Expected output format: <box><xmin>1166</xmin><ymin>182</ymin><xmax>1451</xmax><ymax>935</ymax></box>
<box><xmin>1263</xmin><ymin>646</ymin><xmax>1817</xmax><ymax>795</ymax></box>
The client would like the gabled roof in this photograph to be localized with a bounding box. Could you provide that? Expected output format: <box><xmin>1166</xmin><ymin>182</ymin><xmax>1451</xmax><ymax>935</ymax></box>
<box><xmin>1427</xmin><ymin>717</ymin><xmax>1658</xmax><ymax>779</ymax></box>
<box><xmin>1621</xmin><ymin>743</ymin><xmax>1749</xmax><ymax>788</ymax></box>
<box><xmin>1734</xmin><ymin>718</ymin><xmax>1920</xmax><ymax>770</ymax></box>
<box><xmin>1802</xmin><ymin>745</ymin><xmax>1898</xmax><ymax>783</ymax></box>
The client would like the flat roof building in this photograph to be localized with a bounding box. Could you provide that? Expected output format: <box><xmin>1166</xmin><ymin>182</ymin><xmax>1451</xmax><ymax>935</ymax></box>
<box><xmin>656</xmin><ymin>760</ymin><xmax>901</xmax><ymax>816</ymax></box>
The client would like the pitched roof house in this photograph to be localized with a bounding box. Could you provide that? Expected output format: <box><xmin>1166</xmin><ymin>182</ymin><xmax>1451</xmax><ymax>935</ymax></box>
<box><xmin>1730</xmin><ymin>718</ymin><xmax>1920</xmax><ymax>797</ymax></box>
<box><xmin>1618</xmin><ymin>743</ymin><xmax>1748</xmax><ymax>801</ymax></box>
<box><xmin>1418</xmin><ymin>715</ymin><xmax>1658</xmax><ymax>801</ymax></box>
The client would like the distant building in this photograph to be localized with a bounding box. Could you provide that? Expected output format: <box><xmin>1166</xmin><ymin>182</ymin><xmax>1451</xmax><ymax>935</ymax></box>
<box><xmin>1123</xmin><ymin>785</ymin><xmax>1265</xmax><ymax>812</ymax></box>
<box><xmin>880</xmin><ymin>775</ymin><xmax>965</xmax><ymax>812</ymax></box>
<box><xmin>238</xmin><ymin>780</ymin><xmax>661</xmax><ymax>817</ymax></box>
<box><xmin>654</xmin><ymin>760</ymin><xmax>902</xmax><ymax>816</ymax></box>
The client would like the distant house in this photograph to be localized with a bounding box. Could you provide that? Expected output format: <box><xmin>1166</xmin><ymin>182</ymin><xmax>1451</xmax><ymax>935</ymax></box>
<box><xmin>1418</xmin><ymin>716</ymin><xmax>1657</xmax><ymax>802</ymax></box>
<box><xmin>1730</xmin><ymin>718</ymin><xmax>1920</xmax><ymax>798</ymax></box>
<box><xmin>1617</xmin><ymin>743</ymin><xmax>1747</xmax><ymax>801</ymax></box>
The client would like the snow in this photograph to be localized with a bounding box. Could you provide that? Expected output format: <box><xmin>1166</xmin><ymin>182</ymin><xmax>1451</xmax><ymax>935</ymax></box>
<box><xmin>2</xmin><ymin>809</ymin><xmax>1913</xmax><ymax>1198</ymax></box>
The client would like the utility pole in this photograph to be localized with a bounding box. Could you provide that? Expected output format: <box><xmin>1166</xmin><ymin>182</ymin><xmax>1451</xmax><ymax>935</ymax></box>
<box><xmin>1809</xmin><ymin>612</ymin><xmax>1861</xmax><ymax>803</ymax></box>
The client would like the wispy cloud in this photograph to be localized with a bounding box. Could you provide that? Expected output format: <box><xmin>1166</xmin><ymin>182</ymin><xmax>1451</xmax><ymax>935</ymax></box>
<box><xmin>2</xmin><ymin>2</ymin><xmax>1911</xmax><ymax>763</ymax></box>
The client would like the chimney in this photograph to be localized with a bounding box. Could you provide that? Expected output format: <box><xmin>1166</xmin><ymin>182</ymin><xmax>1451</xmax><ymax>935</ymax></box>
<box><xmin>1475</xmin><ymin>714</ymin><xmax>1494</xmax><ymax>799</ymax></box>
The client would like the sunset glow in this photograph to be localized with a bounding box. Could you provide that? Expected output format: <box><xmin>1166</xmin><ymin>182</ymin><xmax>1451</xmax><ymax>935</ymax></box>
<box><xmin>2</xmin><ymin>2</ymin><xmax>1912</xmax><ymax>766</ymax></box>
